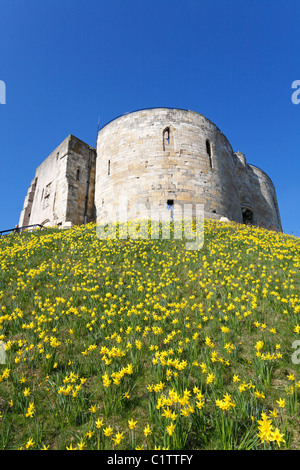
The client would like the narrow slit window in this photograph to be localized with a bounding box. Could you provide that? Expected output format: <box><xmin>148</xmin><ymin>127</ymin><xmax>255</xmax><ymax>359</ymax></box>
<box><xmin>108</xmin><ymin>160</ymin><xmax>111</xmax><ymax>176</ymax></box>
<box><xmin>163</xmin><ymin>127</ymin><xmax>171</xmax><ymax>150</ymax></box>
<box><xmin>206</xmin><ymin>139</ymin><xmax>213</xmax><ymax>168</ymax></box>
<box><xmin>76</xmin><ymin>168</ymin><xmax>80</xmax><ymax>182</ymax></box>
<box><xmin>167</xmin><ymin>199</ymin><xmax>174</xmax><ymax>220</ymax></box>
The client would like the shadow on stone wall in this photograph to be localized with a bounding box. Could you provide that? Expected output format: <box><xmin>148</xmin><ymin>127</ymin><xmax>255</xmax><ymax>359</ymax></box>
<box><xmin>245</xmin><ymin>165</ymin><xmax>282</xmax><ymax>232</ymax></box>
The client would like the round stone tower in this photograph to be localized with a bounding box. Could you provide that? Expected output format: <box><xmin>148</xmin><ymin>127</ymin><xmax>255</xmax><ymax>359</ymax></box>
<box><xmin>95</xmin><ymin>108</ymin><xmax>243</xmax><ymax>224</ymax></box>
<box><xmin>95</xmin><ymin>107</ymin><xmax>282</xmax><ymax>231</ymax></box>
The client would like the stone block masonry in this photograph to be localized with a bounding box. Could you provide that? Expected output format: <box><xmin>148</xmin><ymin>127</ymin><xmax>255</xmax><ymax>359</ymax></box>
<box><xmin>19</xmin><ymin>135</ymin><xmax>96</xmax><ymax>228</ymax></box>
<box><xmin>95</xmin><ymin>108</ymin><xmax>282</xmax><ymax>232</ymax></box>
<box><xmin>19</xmin><ymin>108</ymin><xmax>282</xmax><ymax>233</ymax></box>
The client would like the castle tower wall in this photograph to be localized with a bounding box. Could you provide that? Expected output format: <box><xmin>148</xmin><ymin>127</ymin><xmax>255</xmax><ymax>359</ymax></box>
<box><xmin>23</xmin><ymin>137</ymin><xmax>69</xmax><ymax>227</ymax></box>
<box><xmin>95</xmin><ymin>108</ymin><xmax>243</xmax><ymax>225</ymax></box>
<box><xmin>234</xmin><ymin>151</ymin><xmax>255</xmax><ymax>223</ymax></box>
<box><xmin>18</xmin><ymin>107</ymin><xmax>283</xmax><ymax>233</ymax></box>
<box><xmin>233</xmin><ymin>152</ymin><xmax>282</xmax><ymax>231</ymax></box>
<box><xmin>65</xmin><ymin>137</ymin><xmax>96</xmax><ymax>226</ymax></box>
<box><xmin>247</xmin><ymin>165</ymin><xmax>282</xmax><ymax>231</ymax></box>
<box><xmin>19</xmin><ymin>177</ymin><xmax>37</xmax><ymax>227</ymax></box>
<box><xmin>20</xmin><ymin>135</ymin><xmax>95</xmax><ymax>228</ymax></box>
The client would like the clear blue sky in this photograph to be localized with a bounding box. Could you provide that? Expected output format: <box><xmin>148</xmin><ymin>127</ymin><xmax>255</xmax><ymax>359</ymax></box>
<box><xmin>1</xmin><ymin>0</ymin><xmax>299</xmax><ymax>235</ymax></box>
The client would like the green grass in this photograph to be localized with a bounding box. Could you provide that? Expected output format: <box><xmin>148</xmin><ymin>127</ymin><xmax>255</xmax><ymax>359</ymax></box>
<box><xmin>0</xmin><ymin>220</ymin><xmax>299</xmax><ymax>450</ymax></box>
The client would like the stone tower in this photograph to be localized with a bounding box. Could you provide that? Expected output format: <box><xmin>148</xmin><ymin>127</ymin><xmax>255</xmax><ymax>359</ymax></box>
<box><xmin>19</xmin><ymin>107</ymin><xmax>282</xmax><ymax>232</ymax></box>
<box><xmin>95</xmin><ymin>108</ymin><xmax>282</xmax><ymax>231</ymax></box>
<box><xmin>19</xmin><ymin>135</ymin><xmax>96</xmax><ymax>228</ymax></box>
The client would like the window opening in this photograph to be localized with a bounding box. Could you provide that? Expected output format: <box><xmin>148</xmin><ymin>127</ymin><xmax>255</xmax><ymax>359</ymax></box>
<box><xmin>206</xmin><ymin>139</ymin><xmax>213</xmax><ymax>168</ymax></box>
<box><xmin>242</xmin><ymin>207</ymin><xmax>254</xmax><ymax>225</ymax></box>
<box><xmin>167</xmin><ymin>199</ymin><xmax>174</xmax><ymax>220</ymax></box>
<box><xmin>163</xmin><ymin>128</ymin><xmax>171</xmax><ymax>150</ymax></box>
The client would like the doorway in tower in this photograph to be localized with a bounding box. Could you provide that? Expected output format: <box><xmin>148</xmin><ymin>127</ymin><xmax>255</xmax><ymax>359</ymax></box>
<box><xmin>242</xmin><ymin>207</ymin><xmax>254</xmax><ymax>225</ymax></box>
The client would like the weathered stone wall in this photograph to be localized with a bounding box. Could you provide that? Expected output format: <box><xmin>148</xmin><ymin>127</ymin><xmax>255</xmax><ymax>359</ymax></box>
<box><xmin>233</xmin><ymin>151</ymin><xmax>282</xmax><ymax>231</ymax></box>
<box><xmin>95</xmin><ymin>108</ymin><xmax>243</xmax><ymax>225</ymax></box>
<box><xmin>19</xmin><ymin>108</ymin><xmax>282</xmax><ymax>233</ymax></box>
<box><xmin>65</xmin><ymin>137</ymin><xmax>96</xmax><ymax>226</ymax></box>
<box><xmin>247</xmin><ymin>164</ymin><xmax>282</xmax><ymax>231</ymax></box>
<box><xmin>19</xmin><ymin>177</ymin><xmax>37</xmax><ymax>227</ymax></box>
<box><xmin>19</xmin><ymin>135</ymin><xmax>95</xmax><ymax>228</ymax></box>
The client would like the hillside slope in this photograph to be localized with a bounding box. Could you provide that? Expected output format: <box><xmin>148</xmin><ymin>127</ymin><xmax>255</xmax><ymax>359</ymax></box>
<box><xmin>0</xmin><ymin>220</ymin><xmax>299</xmax><ymax>450</ymax></box>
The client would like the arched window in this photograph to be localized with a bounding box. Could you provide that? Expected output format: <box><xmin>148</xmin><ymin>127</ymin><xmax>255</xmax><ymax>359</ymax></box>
<box><xmin>163</xmin><ymin>127</ymin><xmax>171</xmax><ymax>150</ymax></box>
<box><xmin>206</xmin><ymin>139</ymin><xmax>213</xmax><ymax>168</ymax></box>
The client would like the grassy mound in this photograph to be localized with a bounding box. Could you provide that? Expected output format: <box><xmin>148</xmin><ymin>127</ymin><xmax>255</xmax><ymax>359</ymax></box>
<box><xmin>0</xmin><ymin>220</ymin><xmax>299</xmax><ymax>450</ymax></box>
